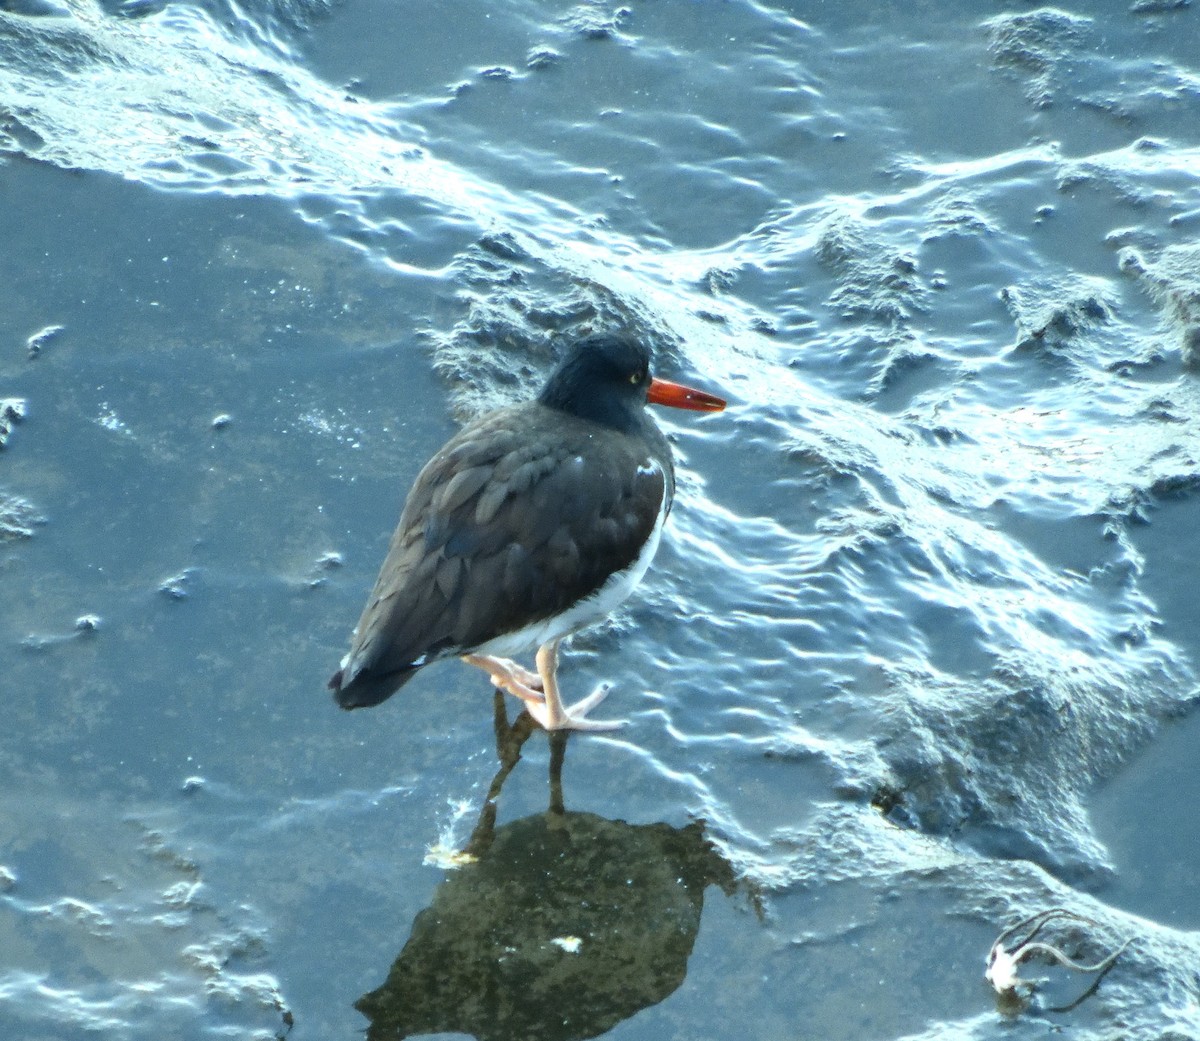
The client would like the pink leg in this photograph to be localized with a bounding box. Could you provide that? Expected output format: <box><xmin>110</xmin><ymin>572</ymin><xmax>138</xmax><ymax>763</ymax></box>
<box><xmin>524</xmin><ymin>640</ymin><xmax>625</xmax><ymax>733</ymax></box>
<box><xmin>462</xmin><ymin>654</ymin><xmax>544</xmax><ymax>704</ymax></box>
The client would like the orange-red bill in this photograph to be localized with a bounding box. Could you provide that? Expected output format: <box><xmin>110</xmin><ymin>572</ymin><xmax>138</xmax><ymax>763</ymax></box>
<box><xmin>647</xmin><ymin>377</ymin><xmax>727</xmax><ymax>413</ymax></box>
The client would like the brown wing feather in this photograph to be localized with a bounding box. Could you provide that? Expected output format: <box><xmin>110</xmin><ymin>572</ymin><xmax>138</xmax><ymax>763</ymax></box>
<box><xmin>339</xmin><ymin>403</ymin><xmax>671</xmax><ymax>689</ymax></box>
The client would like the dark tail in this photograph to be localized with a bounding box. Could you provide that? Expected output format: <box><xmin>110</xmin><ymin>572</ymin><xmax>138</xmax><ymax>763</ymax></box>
<box><xmin>328</xmin><ymin>664</ymin><xmax>419</xmax><ymax>710</ymax></box>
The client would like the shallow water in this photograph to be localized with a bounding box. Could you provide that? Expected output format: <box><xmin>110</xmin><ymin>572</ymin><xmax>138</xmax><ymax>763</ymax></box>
<box><xmin>3</xmin><ymin>1</ymin><xmax>1200</xmax><ymax>1039</ymax></box>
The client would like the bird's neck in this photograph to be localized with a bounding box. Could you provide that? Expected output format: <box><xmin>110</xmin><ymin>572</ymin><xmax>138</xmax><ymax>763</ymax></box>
<box><xmin>538</xmin><ymin>377</ymin><xmax>644</xmax><ymax>433</ymax></box>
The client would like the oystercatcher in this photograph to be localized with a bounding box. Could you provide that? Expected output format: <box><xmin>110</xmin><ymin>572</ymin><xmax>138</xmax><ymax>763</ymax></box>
<box><xmin>328</xmin><ymin>334</ymin><xmax>726</xmax><ymax>731</ymax></box>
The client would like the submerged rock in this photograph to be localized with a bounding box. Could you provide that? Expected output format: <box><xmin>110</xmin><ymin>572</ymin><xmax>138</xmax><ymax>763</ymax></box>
<box><xmin>1119</xmin><ymin>243</ymin><xmax>1200</xmax><ymax>365</ymax></box>
<box><xmin>0</xmin><ymin>398</ymin><xmax>26</xmax><ymax>448</ymax></box>
<box><xmin>0</xmin><ymin>492</ymin><xmax>42</xmax><ymax>541</ymax></box>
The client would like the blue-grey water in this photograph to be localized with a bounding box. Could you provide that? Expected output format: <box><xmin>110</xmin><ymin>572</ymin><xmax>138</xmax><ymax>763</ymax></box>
<box><xmin>3</xmin><ymin>1</ymin><xmax>1200</xmax><ymax>1039</ymax></box>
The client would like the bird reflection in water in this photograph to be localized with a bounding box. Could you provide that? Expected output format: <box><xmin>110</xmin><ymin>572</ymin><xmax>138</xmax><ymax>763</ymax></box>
<box><xmin>353</xmin><ymin>693</ymin><xmax>739</xmax><ymax>1041</ymax></box>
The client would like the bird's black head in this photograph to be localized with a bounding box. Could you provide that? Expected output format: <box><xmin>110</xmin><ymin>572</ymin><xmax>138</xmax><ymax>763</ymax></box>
<box><xmin>537</xmin><ymin>335</ymin><xmax>655</xmax><ymax>431</ymax></box>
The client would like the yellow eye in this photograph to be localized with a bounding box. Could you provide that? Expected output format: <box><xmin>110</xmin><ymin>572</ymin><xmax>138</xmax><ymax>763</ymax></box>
<box><xmin>630</xmin><ymin>372</ymin><xmax>640</xmax><ymax>385</ymax></box>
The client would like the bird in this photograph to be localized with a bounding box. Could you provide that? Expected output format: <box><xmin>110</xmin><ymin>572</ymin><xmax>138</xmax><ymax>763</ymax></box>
<box><xmin>328</xmin><ymin>333</ymin><xmax>726</xmax><ymax>731</ymax></box>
